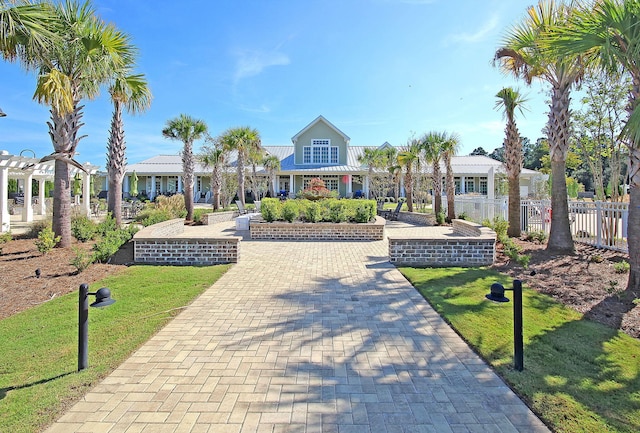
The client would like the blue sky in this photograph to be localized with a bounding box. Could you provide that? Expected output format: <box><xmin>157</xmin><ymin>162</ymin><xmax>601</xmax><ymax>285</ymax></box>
<box><xmin>0</xmin><ymin>0</ymin><xmax>552</xmax><ymax>170</ymax></box>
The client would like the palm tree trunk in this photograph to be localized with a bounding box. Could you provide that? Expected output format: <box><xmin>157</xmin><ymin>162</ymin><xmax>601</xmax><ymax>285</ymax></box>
<box><xmin>433</xmin><ymin>164</ymin><xmax>442</xmax><ymax>217</ymax></box>
<box><xmin>547</xmin><ymin>160</ymin><xmax>574</xmax><ymax>252</ymax></box>
<box><xmin>507</xmin><ymin>175</ymin><xmax>521</xmax><ymax>238</ymax></box>
<box><xmin>182</xmin><ymin>140</ymin><xmax>195</xmax><ymax>221</ymax></box>
<box><xmin>52</xmin><ymin>159</ymin><xmax>71</xmax><ymax>247</ymax></box>
<box><xmin>212</xmin><ymin>166</ymin><xmax>221</xmax><ymax>211</ymax></box>
<box><xmin>237</xmin><ymin>153</ymin><xmax>245</xmax><ymax>206</ymax></box>
<box><xmin>107</xmin><ymin>100</ymin><xmax>125</xmax><ymax>226</ymax></box>
<box><xmin>405</xmin><ymin>169</ymin><xmax>413</xmax><ymax>212</ymax></box>
<box><xmin>627</xmin><ymin>150</ymin><xmax>640</xmax><ymax>293</ymax></box>
<box><xmin>445</xmin><ymin>156</ymin><xmax>455</xmax><ymax>221</ymax></box>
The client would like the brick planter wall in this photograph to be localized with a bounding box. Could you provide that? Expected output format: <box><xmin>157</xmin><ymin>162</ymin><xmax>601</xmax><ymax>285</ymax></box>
<box><xmin>389</xmin><ymin>219</ymin><xmax>496</xmax><ymax>267</ymax></box>
<box><xmin>396</xmin><ymin>211</ymin><xmax>436</xmax><ymax>226</ymax></box>
<box><xmin>249</xmin><ymin>216</ymin><xmax>385</xmax><ymax>241</ymax></box>
<box><xmin>133</xmin><ymin>218</ymin><xmax>239</xmax><ymax>265</ymax></box>
<box><xmin>202</xmin><ymin>211</ymin><xmax>236</xmax><ymax>225</ymax></box>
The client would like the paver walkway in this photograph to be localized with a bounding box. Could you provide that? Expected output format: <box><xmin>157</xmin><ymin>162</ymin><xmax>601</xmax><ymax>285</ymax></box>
<box><xmin>46</xmin><ymin>222</ymin><xmax>550</xmax><ymax>433</ymax></box>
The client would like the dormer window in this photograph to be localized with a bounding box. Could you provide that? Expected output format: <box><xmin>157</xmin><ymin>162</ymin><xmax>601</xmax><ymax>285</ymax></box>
<box><xmin>303</xmin><ymin>139</ymin><xmax>338</xmax><ymax>164</ymax></box>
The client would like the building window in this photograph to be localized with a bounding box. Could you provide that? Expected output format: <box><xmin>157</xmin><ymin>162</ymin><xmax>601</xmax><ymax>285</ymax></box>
<box><xmin>167</xmin><ymin>176</ymin><xmax>178</xmax><ymax>193</ymax></box>
<box><xmin>303</xmin><ymin>139</ymin><xmax>338</xmax><ymax>164</ymax></box>
<box><xmin>479</xmin><ymin>179</ymin><xmax>488</xmax><ymax>195</ymax></box>
<box><xmin>465</xmin><ymin>179</ymin><xmax>475</xmax><ymax>193</ymax></box>
<box><xmin>303</xmin><ymin>175</ymin><xmax>339</xmax><ymax>191</ymax></box>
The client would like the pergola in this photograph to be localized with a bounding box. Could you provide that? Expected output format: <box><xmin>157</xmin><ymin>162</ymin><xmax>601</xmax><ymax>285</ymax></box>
<box><xmin>0</xmin><ymin>150</ymin><xmax>100</xmax><ymax>233</ymax></box>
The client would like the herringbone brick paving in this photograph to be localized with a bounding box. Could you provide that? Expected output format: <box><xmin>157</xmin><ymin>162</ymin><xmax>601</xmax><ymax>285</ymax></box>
<box><xmin>45</xmin><ymin>222</ymin><xmax>550</xmax><ymax>433</ymax></box>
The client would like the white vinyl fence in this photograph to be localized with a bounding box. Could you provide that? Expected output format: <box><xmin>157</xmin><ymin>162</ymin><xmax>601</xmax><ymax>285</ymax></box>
<box><xmin>449</xmin><ymin>196</ymin><xmax>629</xmax><ymax>253</ymax></box>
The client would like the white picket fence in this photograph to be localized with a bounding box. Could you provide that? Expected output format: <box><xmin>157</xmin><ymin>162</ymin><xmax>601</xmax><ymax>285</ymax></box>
<box><xmin>449</xmin><ymin>196</ymin><xmax>629</xmax><ymax>253</ymax></box>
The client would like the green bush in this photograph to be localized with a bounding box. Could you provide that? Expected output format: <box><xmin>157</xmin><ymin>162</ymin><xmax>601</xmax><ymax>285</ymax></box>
<box><xmin>193</xmin><ymin>208</ymin><xmax>209</xmax><ymax>223</ymax></box>
<box><xmin>97</xmin><ymin>213</ymin><xmax>118</xmax><ymax>236</ymax></box>
<box><xmin>261</xmin><ymin>198</ymin><xmax>281</xmax><ymax>222</ymax></box>
<box><xmin>71</xmin><ymin>247</ymin><xmax>94</xmax><ymax>273</ymax></box>
<box><xmin>0</xmin><ymin>231</ymin><xmax>12</xmax><ymax>254</ymax></box>
<box><xmin>71</xmin><ymin>215</ymin><xmax>97</xmax><ymax>242</ymax></box>
<box><xmin>353</xmin><ymin>203</ymin><xmax>372</xmax><ymax>223</ymax></box>
<box><xmin>524</xmin><ymin>230</ymin><xmax>547</xmax><ymax>244</ymax></box>
<box><xmin>282</xmin><ymin>200</ymin><xmax>299</xmax><ymax>223</ymax></box>
<box><xmin>328</xmin><ymin>201</ymin><xmax>347</xmax><ymax>223</ymax></box>
<box><xmin>436</xmin><ymin>210</ymin><xmax>446</xmax><ymax>225</ymax></box>
<box><xmin>35</xmin><ymin>226</ymin><xmax>60</xmax><ymax>255</ymax></box>
<box><xmin>136</xmin><ymin>209</ymin><xmax>173</xmax><ymax>227</ymax></box>
<box><xmin>93</xmin><ymin>228</ymin><xmax>133</xmax><ymax>263</ymax></box>
<box><xmin>24</xmin><ymin>220</ymin><xmax>50</xmax><ymax>239</ymax></box>
<box><xmin>614</xmin><ymin>261</ymin><xmax>630</xmax><ymax>274</ymax></box>
<box><xmin>303</xmin><ymin>200</ymin><xmax>323</xmax><ymax>223</ymax></box>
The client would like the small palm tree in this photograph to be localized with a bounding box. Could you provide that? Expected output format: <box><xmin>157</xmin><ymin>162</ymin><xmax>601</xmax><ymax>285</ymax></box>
<box><xmin>162</xmin><ymin>114</ymin><xmax>208</xmax><ymax>221</ymax></box>
<box><xmin>106</xmin><ymin>72</ymin><xmax>152</xmax><ymax>226</ymax></box>
<box><xmin>421</xmin><ymin>131</ymin><xmax>446</xmax><ymax>217</ymax></box>
<box><xmin>220</xmin><ymin>126</ymin><xmax>261</xmax><ymax>206</ymax></box>
<box><xmin>495</xmin><ymin>87</ymin><xmax>527</xmax><ymax>238</ymax></box>
<box><xmin>442</xmin><ymin>132</ymin><xmax>461</xmax><ymax>222</ymax></box>
<box><xmin>262</xmin><ymin>154</ymin><xmax>281</xmax><ymax>198</ymax></box>
<box><xmin>357</xmin><ymin>147</ymin><xmax>384</xmax><ymax>198</ymax></box>
<box><xmin>201</xmin><ymin>136</ymin><xmax>226</xmax><ymax>211</ymax></box>
<box><xmin>397</xmin><ymin>139</ymin><xmax>421</xmax><ymax>212</ymax></box>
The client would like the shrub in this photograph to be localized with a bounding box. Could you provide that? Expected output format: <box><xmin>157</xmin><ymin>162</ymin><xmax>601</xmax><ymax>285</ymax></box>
<box><xmin>71</xmin><ymin>247</ymin><xmax>94</xmax><ymax>273</ymax></box>
<box><xmin>303</xmin><ymin>200</ymin><xmax>323</xmax><ymax>223</ymax></box>
<box><xmin>614</xmin><ymin>261</ymin><xmax>630</xmax><ymax>274</ymax></box>
<box><xmin>35</xmin><ymin>226</ymin><xmax>60</xmax><ymax>255</ymax></box>
<box><xmin>137</xmin><ymin>209</ymin><xmax>173</xmax><ymax>227</ymax></box>
<box><xmin>353</xmin><ymin>203</ymin><xmax>372</xmax><ymax>223</ymax></box>
<box><xmin>298</xmin><ymin>177</ymin><xmax>335</xmax><ymax>200</ymax></box>
<box><xmin>96</xmin><ymin>213</ymin><xmax>118</xmax><ymax>237</ymax></box>
<box><xmin>24</xmin><ymin>220</ymin><xmax>50</xmax><ymax>239</ymax></box>
<box><xmin>328</xmin><ymin>201</ymin><xmax>347</xmax><ymax>223</ymax></box>
<box><xmin>261</xmin><ymin>198</ymin><xmax>281</xmax><ymax>222</ymax></box>
<box><xmin>155</xmin><ymin>194</ymin><xmax>186</xmax><ymax>218</ymax></box>
<box><xmin>193</xmin><ymin>208</ymin><xmax>209</xmax><ymax>223</ymax></box>
<box><xmin>281</xmin><ymin>200</ymin><xmax>299</xmax><ymax>223</ymax></box>
<box><xmin>457</xmin><ymin>212</ymin><xmax>468</xmax><ymax>221</ymax></box>
<box><xmin>93</xmin><ymin>228</ymin><xmax>133</xmax><ymax>263</ymax></box>
<box><xmin>71</xmin><ymin>215</ymin><xmax>97</xmax><ymax>242</ymax></box>
<box><xmin>436</xmin><ymin>210</ymin><xmax>446</xmax><ymax>225</ymax></box>
<box><xmin>0</xmin><ymin>231</ymin><xmax>11</xmax><ymax>254</ymax></box>
<box><xmin>524</xmin><ymin>230</ymin><xmax>547</xmax><ymax>244</ymax></box>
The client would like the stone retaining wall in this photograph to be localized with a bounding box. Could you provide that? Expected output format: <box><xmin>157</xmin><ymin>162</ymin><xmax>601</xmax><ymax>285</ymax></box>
<box><xmin>396</xmin><ymin>211</ymin><xmax>436</xmax><ymax>226</ymax></box>
<box><xmin>133</xmin><ymin>218</ymin><xmax>239</xmax><ymax>265</ymax></box>
<box><xmin>389</xmin><ymin>219</ymin><xmax>496</xmax><ymax>267</ymax></box>
<box><xmin>249</xmin><ymin>217</ymin><xmax>385</xmax><ymax>241</ymax></box>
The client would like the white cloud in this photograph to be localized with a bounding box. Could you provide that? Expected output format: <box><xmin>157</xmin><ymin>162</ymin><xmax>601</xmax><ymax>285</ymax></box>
<box><xmin>233</xmin><ymin>49</ymin><xmax>290</xmax><ymax>82</ymax></box>
<box><xmin>447</xmin><ymin>14</ymin><xmax>499</xmax><ymax>44</ymax></box>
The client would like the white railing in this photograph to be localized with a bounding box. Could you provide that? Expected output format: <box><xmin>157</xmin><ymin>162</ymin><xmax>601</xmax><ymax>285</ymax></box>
<box><xmin>449</xmin><ymin>196</ymin><xmax>629</xmax><ymax>253</ymax></box>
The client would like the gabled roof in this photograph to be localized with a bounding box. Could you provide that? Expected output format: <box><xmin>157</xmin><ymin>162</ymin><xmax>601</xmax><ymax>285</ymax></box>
<box><xmin>291</xmin><ymin>115</ymin><xmax>350</xmax><ymax>144</ymax></box>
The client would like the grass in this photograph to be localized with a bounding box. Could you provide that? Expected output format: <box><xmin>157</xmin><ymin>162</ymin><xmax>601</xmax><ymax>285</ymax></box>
<box><xmin>399</xmin><ymin>266</ymin><xmax>640</xmax><ymax>433</ymax></box>
<box><xmin>0</xmin><ymin>264</ymin><xmax>230</xmax><ymax>433</ymax></box>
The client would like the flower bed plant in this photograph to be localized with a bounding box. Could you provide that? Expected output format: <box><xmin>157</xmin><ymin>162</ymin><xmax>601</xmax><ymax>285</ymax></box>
<box><xmin>260</xmin><ymin>198</ymin><xmax>376</xmax><ymax>223</ymax></box>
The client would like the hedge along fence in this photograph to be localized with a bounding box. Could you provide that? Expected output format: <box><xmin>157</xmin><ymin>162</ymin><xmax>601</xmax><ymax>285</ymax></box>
<box><xmin>260</xmin><ymin>198</ymin><xmax>377</xmax><ymax>223</ymax></box>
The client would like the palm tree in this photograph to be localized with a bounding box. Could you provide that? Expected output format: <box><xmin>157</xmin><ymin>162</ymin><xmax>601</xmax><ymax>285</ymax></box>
<box><xmin>106</xmin><ymin>72</ymin><xmax>152</xmax><ymax>226</ymax></box>
<box><xmin>546</xmin><ymin>0</ymin><xmax>640</xmax><ymax>292</ymax></box>
<box><xmin>200</xmin><ymin>136</ymin><xmax>226</xmax><ymax>211</ymax></box>
<box><xmin>357</xmin><ymin>147</ymin><xmax>384</xmax><ymax>198</ymax></box>
<box><xmin>26</xmin><ymin>1</ymin><xmax>133</xmax><ymax>247</ymax></box>
<box><xmin>397</xmin><ymin>139</ymin><xmax>421</xmax><ymax>212</ymax></box>
<box><xmin>495</xmin><ymin>87</ymin><xmax>527</xmax><ymax>238</ymax></box>
<box><xmin>422</xmin><ymin>131</ymin><xmax>446</xmax><ymax>218</ymax></box>
<box><xmin>495</xmin><ymin>0</ymin><xmax>585</xmax><ymax>251</ymax></box>
<box><xmin>442</xmin><ymin>132</ymin><xmax>461</xmax><ymax>222</ymax></box>
<box><xmin>262</xmin><ymin>154</ymin><xmax>281</xmax><ymax>198</ymax></box>
<box><xmin>220</xmin><ymin>126</ymin><xmax>261</xmax><ymax>206</ymax></box>
<box><xmin>162</xmin><ymin>114</ymin><xmax>207</xmax><ymax>221</ymax></box>
<box><xmin>247</xmin><ymin>144</ymin><xmax>266</xmax><ymax>201</ymax></box>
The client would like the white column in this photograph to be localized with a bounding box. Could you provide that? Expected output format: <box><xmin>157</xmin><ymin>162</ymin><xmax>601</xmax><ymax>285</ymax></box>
<box><xmin>82</xmin><ymin>172</ymin><xmax>91</xmax><ymax>216</ymax></box>
<box><xmin>347</xmin><ymin>175</ymin><xmax>353</xmax><ymax>196</ymax></box>
<box><xmin>400</xmin><ymin>176</ymin><xmax>405</xmax><ymax>197</ymax></box>
<box><xmin>488</xmin><ymin>167</ymin><xmax>495</xmax><ymax>200</ymax></box>
<box><xmin>461</xmin><ymin>176</ymin><xmax>466</xmax><ymax>194</ymax></box>
<box><xmin>38</xmin><ymin>178</ymin><xmax>46</xmax><ymax>215</ymax></box>
<box><xmin>364</xmin><ymin>175</ymin><xmax>369</xmax><ymax>198</ymax></box>
<box><xmin>151</xmin><ymin>175</ymin><xmax>156</xmax><ymax>199</ymax></box>
<box><xmin>123</xmin><ymin>175</ymin><xmax>130</xmax><ymax>194</ymax></box>
<box><xmin>289</xmin><ymin>174</ymin><xmax>294</xmax><ymax>196</ymax></box>
<box><xmin>272</xmin><ymin>176</ymin><xmax>278</xmax><ymax>197</ymax></box>
<box><xmin>22</xmin><ymin>172</ymin><xmax>34</xmax><ymax>222</ymax></box>
<box><xmin>0</xmin><ymin>167</ymin><xmax>10</xmax><ymax>232</ymax></box>
<box><xmin>178</xmin><ymin>176</ymin><xmax>183</xmax><ymax>193</ymax></box>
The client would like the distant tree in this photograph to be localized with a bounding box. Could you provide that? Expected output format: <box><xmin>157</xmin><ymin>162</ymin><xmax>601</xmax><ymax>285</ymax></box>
<box><xmin>262</xmin><ymin>154</ymin><xmax>281</xmax><ymax>198</ymax></box>
<box><xmin>442</xmin><ymin>132</ymin><xmax>461</xmax><ymax>221</ymax></box>
<box><xmin>220</xmin><ymin>126</ymin><xmax>261</xmax><ymax>206</ymax></box>
<box><xmin>397</xmin><ymin>139</ymin><xmax>422</xmax><ymax>212</ymax></box>
<box><xmin>358</xmin><ymin>147</ymin><xmax>385</xmax><ymax>198</ymax></box>
<box><xmin>488</xmin><ymin>146</ymin><xmax>505</xmax><ymax>162</ymax></box>
<box><xmin>495</xmin><ymin>87</ymin><xmax>526</xmax><ymax>238</ymax></box>
<box><xmin>162</xmin><ymin>114</ymin><xmax>208</xmax><ymax>221</ymax></box>
<box><xmin>422</xmin><ymin>131</ymin><xmax>446</xmax><ymax>216</ymax></box>
<box><xmin>523</xmin><ymin>137</ymin><xmax>547</xmax><ymax>170</ymax></box>
<box><xmin>200</xmin><ymin>136</ymin><xmax>226</xmax><ymax>211</ymax></box>
<box><xmin>470</xmin><ymin>147</ymin><xmax>488</xmax><ymax>156</ymax></box>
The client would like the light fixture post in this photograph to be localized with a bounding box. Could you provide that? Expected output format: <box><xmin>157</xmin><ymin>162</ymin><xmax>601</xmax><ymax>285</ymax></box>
<box><xmin>78</xmin><ymin>283</ymin><xmax>115</xmax><ymax>371</ymax></box>
<box><xmin>485</xmin><ymin>279</ymin><xmax>524</xmax><ymax>372</ymax></box>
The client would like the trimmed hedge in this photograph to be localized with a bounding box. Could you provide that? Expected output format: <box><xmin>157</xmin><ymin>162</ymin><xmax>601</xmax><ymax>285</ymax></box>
<box><xmin>260</xmin><ymin>198</ymin><xmax>376</xmax><ymax>223</ymax></box>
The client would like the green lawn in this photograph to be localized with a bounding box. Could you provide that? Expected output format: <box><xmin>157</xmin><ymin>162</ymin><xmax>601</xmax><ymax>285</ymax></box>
<box><xmin>0</xmin><ymin>264</ymin><xmax>230</xmax><ymax>433</ymax></box>
<box><xmin>400</xmin><ymin>267</ymin><xmax>640</xmax><ymax>433</ymax></box>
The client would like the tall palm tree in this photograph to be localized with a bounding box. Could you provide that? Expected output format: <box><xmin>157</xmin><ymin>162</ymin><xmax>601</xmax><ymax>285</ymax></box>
<box><xmin>422</xmin><ymin>131</ymin><xmax>446</xmax><ymax>217</ymax></box>
<box><xmin>27</xmin><ymin>1</ymin><xmax>133</xmax><ymax>247</ymax></box>
<box><xmin>397</xmin><ymin>139</ymin><xmax>421</xmax><ymax>212</ymax></box>
<box><xmin>106</xmin><ymin>72</ymin><xmax>152</xmax><ymax>226</ymax></box>
<box><xmin>495</xmin><ymin>87</ymin><xmax>527</xmax><ymax>238</ymax></box>
<box><xmin>162</xmin><ymin>114</ymin><xmax>207</xmax><ymax>221</ymax></box>
<box><xmin>247</xmin><ymin>144</ymin><xmax>266</xmax><ymax>201</ymax></box>
<box><xmin>495</xmin><ymin>0</ymin><xmax>585</xmax><ymax>251</ymax></box>
<box><xmin>546</xmin><ymin>0</ymin><xmax>640</xmax><ymax>292</ymax></box>
<box><xmin>357</xmin><ymin>147</ymin><xmax>384</xmax><ymax>198</ymax></box>
<box><xmin>262</xmin><ymin>154</ymin><xmax>281</xmax><ymax>198</ymax></box>
<box><xmin>442</xmin><ymin>132</ymin><xmax>461</xmax><ymax>222</ymax></box>
<box><xmin>220</xmin><ymin>126</ymin><xmax>261</xmax><ymax>206</ymax></box>
<box><xmin>200</xmin><ymin>136</ymin><xmax>226</xmax><ymax>211</ymax></box>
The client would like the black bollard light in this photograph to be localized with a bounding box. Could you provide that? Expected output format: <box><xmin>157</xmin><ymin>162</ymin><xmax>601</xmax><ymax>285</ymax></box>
<box><xmin>485</xmin><ymin>280</ymin><xmax>524</xmax><ymax>371</ymax></box>
<box><xmin>78</xmin><ymin>284</ymin><xmax>115</xmax><ymax>371</ymax></box>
